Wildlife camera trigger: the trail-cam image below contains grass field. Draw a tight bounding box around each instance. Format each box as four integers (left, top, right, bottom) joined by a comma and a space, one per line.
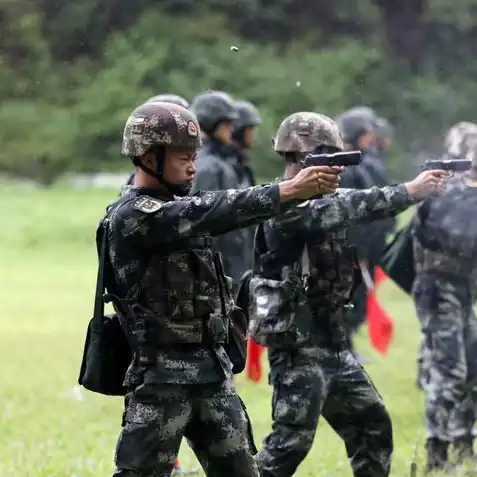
0, 183, 434, 477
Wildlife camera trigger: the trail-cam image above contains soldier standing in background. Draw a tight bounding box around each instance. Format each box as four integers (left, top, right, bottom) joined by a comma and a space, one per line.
230, 100, 262, 274
251, 111, 447, 477
413, 122, 477, 473
336, 108, 396, 357
191, 91, 251, 283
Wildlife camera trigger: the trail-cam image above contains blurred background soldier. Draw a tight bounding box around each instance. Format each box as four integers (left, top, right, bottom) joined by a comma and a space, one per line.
191, 91, 253, 283
336, 107, 396, 358
413, 121, 477, 473
230, 99, 261, 273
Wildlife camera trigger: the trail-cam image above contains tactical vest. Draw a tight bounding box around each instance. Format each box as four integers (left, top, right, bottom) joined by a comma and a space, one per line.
106, 197, 230, 356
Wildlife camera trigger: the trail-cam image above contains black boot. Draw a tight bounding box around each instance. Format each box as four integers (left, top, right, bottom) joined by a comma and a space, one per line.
425, 438, 450, 474
453, 435, 476, 463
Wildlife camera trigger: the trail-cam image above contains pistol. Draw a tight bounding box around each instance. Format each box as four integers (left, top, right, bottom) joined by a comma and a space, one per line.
302, 150, 362, 168
422, 159, 471, 174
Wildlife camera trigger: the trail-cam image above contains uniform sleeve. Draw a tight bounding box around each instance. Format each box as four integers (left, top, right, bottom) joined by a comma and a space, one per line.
114, 185, 286, 248
270, 184, 416, 236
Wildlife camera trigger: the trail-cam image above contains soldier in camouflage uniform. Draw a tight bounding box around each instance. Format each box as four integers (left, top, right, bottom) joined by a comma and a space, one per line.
250, 112, 447, 477
336, 108, 396, 356
412, 121, 477, 473
191, 91, 253, 283
106, 101, 342, 477
123, 94, 190, 189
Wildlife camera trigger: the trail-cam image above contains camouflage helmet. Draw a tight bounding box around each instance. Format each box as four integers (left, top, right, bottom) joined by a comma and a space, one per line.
121, 102, 201, 157
273, 112, 344, 153
444, 121, 477, 162
233, 100, 262, 132
190, 91, 238, 131
335, 110, 376, 143
145, 94, 189, 109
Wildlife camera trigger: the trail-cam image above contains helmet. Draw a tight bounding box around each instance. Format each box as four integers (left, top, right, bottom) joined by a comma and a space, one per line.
376, 116, 394, 140
190, 91, 238, 132
273, 112, 343, 153
233, 100, 262, 132
121, 102, 201, 157
145, 94, 189, 109
335, 110, 376, 143
444, 122, 477, 161
346, 106, 377, 120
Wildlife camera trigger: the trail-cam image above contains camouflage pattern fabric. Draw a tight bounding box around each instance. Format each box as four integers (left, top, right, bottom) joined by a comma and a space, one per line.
412, 275, 477, 442
252, 184, 416, 476
255, 184, 416, 348
106, 183, 291, 387
121, 102, 201, 157
417, 341, 477, 441
255, 348, 393, 477
273, 112, 344, 153
145, 94, 189, 109
412, 176, 477, 443
106, 181, 299, 477
113, 379, 259, 477
191, 137, 255, 282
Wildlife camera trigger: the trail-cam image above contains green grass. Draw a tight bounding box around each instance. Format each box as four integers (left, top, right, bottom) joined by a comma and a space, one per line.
0, 183, 434, 476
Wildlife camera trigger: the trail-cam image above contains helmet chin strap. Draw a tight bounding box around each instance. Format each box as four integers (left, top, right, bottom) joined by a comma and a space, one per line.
134, 147, 191, 197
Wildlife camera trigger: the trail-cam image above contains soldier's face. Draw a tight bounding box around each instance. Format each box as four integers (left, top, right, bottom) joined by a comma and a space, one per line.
163, 148, 197, 185
215, 121, 233, 144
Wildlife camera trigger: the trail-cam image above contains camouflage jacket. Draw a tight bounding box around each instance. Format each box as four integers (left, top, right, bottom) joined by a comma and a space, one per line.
104, 183, 292, 386
413, 175, 477, 295
258, 184, 416, 348
191, 137, 252, 282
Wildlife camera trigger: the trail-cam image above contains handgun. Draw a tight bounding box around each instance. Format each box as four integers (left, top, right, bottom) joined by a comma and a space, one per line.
302, 150, 362, 168
422, 159, 471, 174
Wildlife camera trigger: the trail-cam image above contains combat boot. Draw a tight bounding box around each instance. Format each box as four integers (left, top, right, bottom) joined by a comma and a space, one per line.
425, 438, 451, 474
453, 436, 476, 463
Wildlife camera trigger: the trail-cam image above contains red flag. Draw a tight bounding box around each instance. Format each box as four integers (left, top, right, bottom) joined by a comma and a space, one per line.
366, 266, 394, 354
246, 338, 266, 382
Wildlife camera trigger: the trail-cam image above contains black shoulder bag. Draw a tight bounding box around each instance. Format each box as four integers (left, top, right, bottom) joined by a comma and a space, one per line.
78, 220, 132, 396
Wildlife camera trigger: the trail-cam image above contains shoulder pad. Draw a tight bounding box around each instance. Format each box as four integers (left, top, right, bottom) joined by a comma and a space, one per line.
132, 196, 164, 213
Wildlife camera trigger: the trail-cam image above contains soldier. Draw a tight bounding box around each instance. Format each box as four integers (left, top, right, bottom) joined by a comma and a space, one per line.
250, 112, 447, 477
230, 100, 262, 272
123, 94, 190, 189
412, 121, 477, 473
375, 116, 394, 160
106, 101, 341, 477
336, 108, 396, 356
190, 91, 253, 283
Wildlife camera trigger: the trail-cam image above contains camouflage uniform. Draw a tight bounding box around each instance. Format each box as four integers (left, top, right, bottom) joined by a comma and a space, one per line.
412, 122, 477, 471
336, 109, 396, 347
252, 112, 421, 477
109, 101, 299, 477
191, 91, 251, 282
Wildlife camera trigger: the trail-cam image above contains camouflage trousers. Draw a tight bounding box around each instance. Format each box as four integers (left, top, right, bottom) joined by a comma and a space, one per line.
112, 379, 259, 477
417, 340, 477, 440
413, 277, 477, 442
255, 347, 393, 477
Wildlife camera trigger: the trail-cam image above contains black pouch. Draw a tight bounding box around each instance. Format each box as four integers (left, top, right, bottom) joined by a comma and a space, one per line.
78, 221, 132, 396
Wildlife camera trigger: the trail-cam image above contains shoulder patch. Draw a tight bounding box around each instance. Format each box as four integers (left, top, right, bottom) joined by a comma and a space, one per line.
297, 200, 310, 208
132, 196, 163, 213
